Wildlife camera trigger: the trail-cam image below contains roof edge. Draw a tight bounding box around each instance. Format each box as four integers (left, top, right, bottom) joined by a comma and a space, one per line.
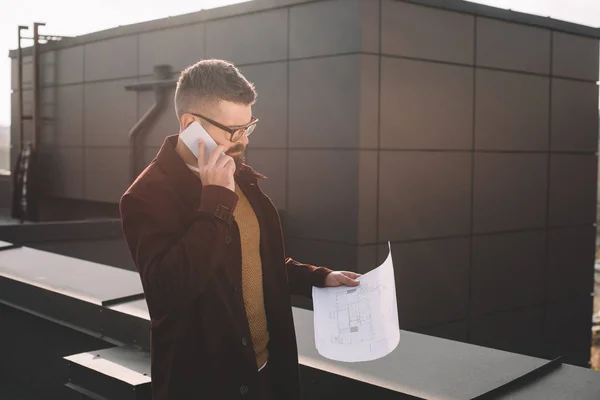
7, 0, 600, 59
406, 0, 600, 38
7, 0, 317, 58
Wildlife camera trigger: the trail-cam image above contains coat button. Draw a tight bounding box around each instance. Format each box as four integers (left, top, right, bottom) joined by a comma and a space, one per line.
225, 236, 232, 244
239, 385, 249, 395
241, 336, 248, 346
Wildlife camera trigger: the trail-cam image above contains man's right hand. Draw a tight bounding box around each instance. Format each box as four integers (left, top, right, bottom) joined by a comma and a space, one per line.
197, 140, 235, 192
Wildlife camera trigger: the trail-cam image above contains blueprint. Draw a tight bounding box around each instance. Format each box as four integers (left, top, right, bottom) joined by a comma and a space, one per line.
312, 242, 400, 362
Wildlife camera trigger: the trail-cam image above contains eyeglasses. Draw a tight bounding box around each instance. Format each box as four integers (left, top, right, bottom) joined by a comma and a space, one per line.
186, 111, 258, 142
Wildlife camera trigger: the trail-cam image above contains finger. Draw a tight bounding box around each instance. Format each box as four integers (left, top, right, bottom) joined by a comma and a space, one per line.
197, 140, 206, 166
342, 271, 361, 279
226, 159, 236, 174
216, 154, 234, 169
339, 274, 360, 287
208, 144, 229, 166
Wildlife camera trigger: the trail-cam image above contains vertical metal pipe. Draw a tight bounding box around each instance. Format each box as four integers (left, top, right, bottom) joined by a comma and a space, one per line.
32, 22, 45, 151
17, 25, 28, 153
128, 65, 172, 182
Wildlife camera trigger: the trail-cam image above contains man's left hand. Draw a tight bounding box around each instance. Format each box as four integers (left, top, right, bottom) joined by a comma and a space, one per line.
324, 271, 361, 287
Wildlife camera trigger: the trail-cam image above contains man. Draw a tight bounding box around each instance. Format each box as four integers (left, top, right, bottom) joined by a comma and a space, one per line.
120, 59, 361, 400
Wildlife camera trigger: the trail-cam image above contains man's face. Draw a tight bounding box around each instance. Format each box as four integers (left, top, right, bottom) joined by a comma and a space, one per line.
181, 100, 254, 171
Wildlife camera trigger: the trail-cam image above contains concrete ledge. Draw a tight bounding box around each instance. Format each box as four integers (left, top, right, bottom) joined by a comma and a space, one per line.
65, 346, 151, 400
0, 242, 144, 345
2, 243, 600, 399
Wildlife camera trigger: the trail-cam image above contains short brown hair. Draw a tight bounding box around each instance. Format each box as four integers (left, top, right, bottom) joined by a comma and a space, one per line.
174, 59, 256, 120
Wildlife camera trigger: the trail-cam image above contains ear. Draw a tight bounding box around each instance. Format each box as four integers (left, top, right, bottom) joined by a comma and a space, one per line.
180, 113, 195, 132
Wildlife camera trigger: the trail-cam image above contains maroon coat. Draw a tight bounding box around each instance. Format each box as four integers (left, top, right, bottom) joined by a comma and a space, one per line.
120, 135, 331, 399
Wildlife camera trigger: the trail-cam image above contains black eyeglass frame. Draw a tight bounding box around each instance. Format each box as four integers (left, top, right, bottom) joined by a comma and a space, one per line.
186, 111, 258, 142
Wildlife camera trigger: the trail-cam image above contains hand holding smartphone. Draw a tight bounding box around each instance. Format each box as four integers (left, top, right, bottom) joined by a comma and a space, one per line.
179, 121, 221, 161
179, 121, 235, 192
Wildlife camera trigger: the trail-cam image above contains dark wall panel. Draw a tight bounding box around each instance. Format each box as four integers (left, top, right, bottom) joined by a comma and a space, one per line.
358, 151, 378, 244
471, 231, 545, 317
290, 0, 379, 58
417, 320, 468, 342
138, 23, 205, 76
289, 55, 377, 149
381, 0, 474, 64
547, 226, 596, 301
389, 237, 470, 329
43, 147, 84, 199
543, 296, 594, 366
549, 154, 598, 227
240, 62, 288, 148
470, 307, 544, 357
475, 70, 549, 151
476, 17, 551, 74
550, 79, 599, 152
56, 46, 84, 85
84, 35, 138, 81
473, 153, 547, 233
84, 148, 130, 203
84, 79, 138, 148
206, 9, 288, 65
552, 32, 600, 81
246, 148, 287, 211
380, 57, 473, 150
287, 150, 359, 242
55, 84, 84, 147
138, 87, 178, 147
379, 152, 472, 241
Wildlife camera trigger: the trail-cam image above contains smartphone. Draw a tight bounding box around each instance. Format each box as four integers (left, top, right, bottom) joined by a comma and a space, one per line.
179, 121, 222, 161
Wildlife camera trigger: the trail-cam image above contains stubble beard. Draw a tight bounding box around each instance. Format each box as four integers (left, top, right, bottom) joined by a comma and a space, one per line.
227, 144, 246, 173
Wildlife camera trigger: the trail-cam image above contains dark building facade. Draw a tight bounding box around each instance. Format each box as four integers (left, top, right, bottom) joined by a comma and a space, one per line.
8, 0, 600, 366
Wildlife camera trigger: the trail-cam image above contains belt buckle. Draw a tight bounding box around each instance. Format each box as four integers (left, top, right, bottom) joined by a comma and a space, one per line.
214, 204, 233, 224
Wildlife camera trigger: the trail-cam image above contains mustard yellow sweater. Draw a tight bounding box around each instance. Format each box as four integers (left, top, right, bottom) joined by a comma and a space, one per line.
233, 183, 269, 369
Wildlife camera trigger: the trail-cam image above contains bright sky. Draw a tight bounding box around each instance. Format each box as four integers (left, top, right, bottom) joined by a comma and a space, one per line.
1, 0, 599, 127
0, 0, 249, 128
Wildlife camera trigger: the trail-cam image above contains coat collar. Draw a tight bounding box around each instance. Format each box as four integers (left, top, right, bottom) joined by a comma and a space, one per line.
237, 163, 268, 181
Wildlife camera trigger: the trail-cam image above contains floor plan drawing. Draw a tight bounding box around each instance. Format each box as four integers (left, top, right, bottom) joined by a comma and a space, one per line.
313, 241, 400, 362
330, 285, 379, 344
